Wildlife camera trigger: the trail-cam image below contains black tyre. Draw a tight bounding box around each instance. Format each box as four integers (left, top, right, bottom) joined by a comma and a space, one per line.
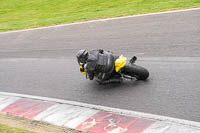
121, 64, 149, 80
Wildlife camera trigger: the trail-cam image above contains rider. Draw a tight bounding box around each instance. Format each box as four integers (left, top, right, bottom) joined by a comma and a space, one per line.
76, 49, 122, 84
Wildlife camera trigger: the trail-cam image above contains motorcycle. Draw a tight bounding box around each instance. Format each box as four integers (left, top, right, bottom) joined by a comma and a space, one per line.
115, 55, 149, 80
79, 54, 149, 82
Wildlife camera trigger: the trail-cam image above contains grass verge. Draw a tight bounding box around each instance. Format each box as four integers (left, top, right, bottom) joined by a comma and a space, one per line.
0, 123, 36, 133
0, 0, 200, 31
0, 113, 82, 133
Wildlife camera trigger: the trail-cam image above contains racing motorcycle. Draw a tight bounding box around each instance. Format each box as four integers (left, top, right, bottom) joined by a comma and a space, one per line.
114, 55, 149, 80
79, 54, 149, 82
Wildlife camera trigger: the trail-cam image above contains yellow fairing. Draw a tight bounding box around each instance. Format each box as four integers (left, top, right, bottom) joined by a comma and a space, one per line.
115, 55, 127, 72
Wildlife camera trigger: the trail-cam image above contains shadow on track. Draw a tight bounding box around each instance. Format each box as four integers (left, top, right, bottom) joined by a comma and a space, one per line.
87, 79, 151, 91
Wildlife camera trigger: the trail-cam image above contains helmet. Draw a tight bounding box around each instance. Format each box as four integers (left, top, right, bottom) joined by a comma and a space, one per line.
76, 49, 88, 64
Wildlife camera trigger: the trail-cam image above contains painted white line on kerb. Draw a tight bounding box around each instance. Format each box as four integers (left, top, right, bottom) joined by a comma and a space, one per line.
0, 95, 20, 111
0, 7, 200, 35
0, 92, 200, 128
34, 104, 98, 128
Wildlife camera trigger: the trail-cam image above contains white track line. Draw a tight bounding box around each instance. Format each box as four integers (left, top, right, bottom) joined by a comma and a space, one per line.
0, 92, 199, 128
0, 57, 200, 62
0, 7, 200, 35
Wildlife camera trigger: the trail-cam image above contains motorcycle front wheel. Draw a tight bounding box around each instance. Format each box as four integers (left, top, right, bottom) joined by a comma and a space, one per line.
121, 64, 149, 80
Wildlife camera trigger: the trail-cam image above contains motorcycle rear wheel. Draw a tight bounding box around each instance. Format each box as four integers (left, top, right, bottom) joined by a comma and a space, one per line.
121, 64, 149, 80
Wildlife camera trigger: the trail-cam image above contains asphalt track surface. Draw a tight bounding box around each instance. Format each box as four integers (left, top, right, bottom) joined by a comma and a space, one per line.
0, 9, 200, 122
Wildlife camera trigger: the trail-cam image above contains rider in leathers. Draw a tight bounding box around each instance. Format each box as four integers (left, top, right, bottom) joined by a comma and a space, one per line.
76, 49, 122, 84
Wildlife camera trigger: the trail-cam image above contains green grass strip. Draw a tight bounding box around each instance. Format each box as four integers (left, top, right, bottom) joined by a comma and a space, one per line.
0, 0, 200, 31
0, 123, 36, 133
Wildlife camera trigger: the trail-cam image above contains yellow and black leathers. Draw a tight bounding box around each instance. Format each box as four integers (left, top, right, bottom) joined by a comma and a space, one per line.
80, 55, 127, 74
78, 49, 117, 81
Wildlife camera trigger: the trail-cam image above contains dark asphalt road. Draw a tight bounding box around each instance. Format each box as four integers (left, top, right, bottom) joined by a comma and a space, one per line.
0, 9, 200, 122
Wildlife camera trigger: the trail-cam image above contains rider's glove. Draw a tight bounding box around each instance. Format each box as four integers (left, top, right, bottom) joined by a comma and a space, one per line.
80, 64, 86, 74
